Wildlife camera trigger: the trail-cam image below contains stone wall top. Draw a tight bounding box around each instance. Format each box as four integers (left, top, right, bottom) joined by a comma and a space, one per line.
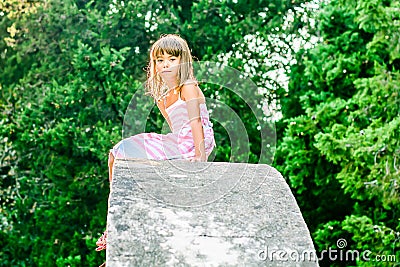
106, 159, 319, 266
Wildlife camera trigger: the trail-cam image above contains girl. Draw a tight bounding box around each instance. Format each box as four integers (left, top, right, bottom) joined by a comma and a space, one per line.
95, 34, 216, 252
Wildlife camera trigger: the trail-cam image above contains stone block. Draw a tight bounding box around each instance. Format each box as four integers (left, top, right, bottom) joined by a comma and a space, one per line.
106, 159, 319, 266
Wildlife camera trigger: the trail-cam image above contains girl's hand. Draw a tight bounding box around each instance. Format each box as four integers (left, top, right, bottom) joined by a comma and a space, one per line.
190, 155, 207, 162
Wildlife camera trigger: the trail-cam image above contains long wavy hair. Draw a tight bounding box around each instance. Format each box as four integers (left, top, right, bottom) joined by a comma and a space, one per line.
146, 34, 194, 101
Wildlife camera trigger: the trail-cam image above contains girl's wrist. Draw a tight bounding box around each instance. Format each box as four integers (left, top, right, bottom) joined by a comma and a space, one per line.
194, 152, 206, 160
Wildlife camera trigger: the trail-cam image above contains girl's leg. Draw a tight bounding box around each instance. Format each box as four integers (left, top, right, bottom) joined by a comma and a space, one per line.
108, 152, 115, 183
96, 152, 115, 254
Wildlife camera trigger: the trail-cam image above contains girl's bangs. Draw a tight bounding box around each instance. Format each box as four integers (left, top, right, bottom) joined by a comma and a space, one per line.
152, 39, 183, 58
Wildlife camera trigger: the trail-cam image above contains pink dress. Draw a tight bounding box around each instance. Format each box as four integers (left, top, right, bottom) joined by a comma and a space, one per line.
110, 96, 215, 160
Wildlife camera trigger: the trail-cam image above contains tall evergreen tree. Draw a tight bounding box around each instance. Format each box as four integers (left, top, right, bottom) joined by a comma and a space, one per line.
276, 0, 399, 265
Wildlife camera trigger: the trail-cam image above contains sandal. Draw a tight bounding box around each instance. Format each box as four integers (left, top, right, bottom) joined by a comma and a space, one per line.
95, 230, 107, 252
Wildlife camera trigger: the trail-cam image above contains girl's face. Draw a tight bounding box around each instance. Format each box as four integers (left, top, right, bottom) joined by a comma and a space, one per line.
155, 52, 181, 83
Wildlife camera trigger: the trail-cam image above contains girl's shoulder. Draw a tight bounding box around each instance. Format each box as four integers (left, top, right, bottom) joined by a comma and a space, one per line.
180, 79, 205, 101
179, 79, 200, 93
181, 79, 198, 87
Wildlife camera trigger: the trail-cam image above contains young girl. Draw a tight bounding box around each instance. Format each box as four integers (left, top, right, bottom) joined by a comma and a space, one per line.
95, 34, 216, 252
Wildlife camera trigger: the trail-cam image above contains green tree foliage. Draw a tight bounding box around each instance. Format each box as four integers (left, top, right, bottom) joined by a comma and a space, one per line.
276, 0, 399, 265
0, 1, 144, 265
1, 0, 316, 266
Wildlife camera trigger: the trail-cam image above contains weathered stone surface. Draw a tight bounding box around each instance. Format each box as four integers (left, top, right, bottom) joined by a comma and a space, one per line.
106, 159, 319, 266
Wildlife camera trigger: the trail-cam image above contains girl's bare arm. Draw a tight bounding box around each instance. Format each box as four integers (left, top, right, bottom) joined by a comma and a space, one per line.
181, 84, 206, 161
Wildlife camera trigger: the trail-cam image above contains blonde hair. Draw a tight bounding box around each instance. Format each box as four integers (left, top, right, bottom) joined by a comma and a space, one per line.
146, 34, 195, 101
